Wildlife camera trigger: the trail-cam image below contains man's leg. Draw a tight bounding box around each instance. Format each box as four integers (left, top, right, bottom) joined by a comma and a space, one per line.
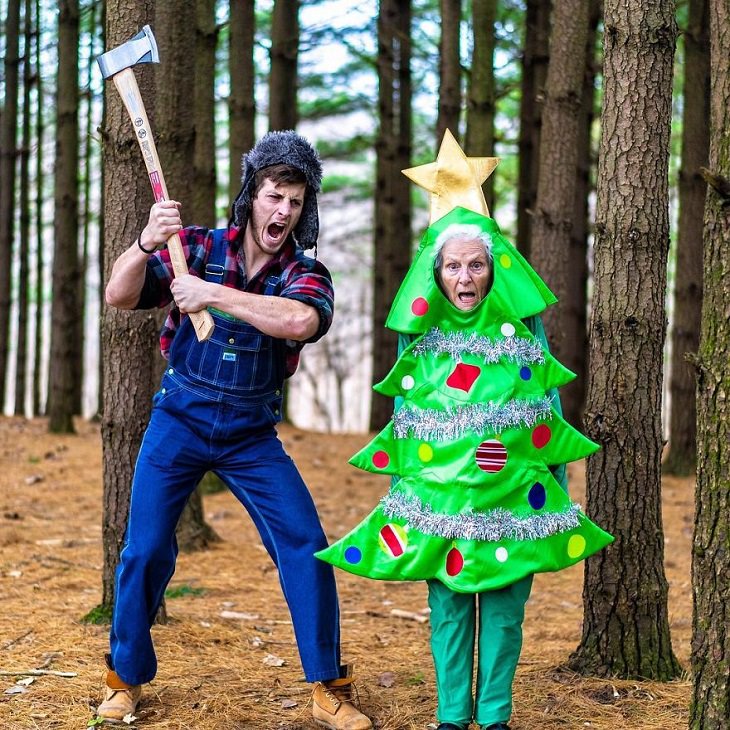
427, 579, 476, 729
108, 403, 207, 687
474, 575, 533, 728
219, 429, 371, 729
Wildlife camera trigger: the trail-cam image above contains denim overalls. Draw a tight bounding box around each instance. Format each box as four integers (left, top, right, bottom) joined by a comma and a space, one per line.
109, 229, 341, 686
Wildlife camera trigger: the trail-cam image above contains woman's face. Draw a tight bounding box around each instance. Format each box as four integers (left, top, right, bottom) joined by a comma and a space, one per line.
437, 237, 492, 311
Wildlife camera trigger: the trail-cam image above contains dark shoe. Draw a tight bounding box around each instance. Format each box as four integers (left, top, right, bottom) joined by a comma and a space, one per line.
437, 724, 468, 730
481, 724, 511, 730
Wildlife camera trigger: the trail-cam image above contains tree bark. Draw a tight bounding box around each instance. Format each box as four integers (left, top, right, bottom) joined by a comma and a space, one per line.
437, 0, 461, 144
269, 0, 299, 131
531, 0, 589, 430
563, 0, 601, 430
370, 0, 412, 431
569, 1, 682, 680
689, 2, 730, 725
516, 0, 551, 257
0, 0, 22, 413
15, 0, 33, 417
48, 0, 81, 434
228, 0, 256, 201
156, 0, 220, 552
465, 0, 496, 212
101, 2, 163, 611
664, 0, 709, 476
192, 0, 218, 228
32, 0, 45, 417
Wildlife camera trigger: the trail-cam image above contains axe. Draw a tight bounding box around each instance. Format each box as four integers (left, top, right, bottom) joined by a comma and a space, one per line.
97, 25, 215, 342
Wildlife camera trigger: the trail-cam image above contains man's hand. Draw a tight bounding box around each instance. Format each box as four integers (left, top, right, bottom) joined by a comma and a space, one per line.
139, 200, 182, 252
170, 274, 213, 313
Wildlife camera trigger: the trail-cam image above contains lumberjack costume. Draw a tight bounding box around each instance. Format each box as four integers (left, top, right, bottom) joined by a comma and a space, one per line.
317, 133, 613, 729
99, 132, 372, 730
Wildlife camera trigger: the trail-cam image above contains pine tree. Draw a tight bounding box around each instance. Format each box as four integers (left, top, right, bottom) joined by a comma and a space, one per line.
318, 133, 612, 592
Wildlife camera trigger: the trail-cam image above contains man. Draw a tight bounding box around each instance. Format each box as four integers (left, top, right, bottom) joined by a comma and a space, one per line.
99, 130, 372, 730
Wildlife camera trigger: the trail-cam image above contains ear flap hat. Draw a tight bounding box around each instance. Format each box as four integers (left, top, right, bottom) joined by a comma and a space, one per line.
231, 130, 323, 250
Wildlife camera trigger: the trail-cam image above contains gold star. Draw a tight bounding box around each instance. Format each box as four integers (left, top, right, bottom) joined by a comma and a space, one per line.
402, 128, 499, 223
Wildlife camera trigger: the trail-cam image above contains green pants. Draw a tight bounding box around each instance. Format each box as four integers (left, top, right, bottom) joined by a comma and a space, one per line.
427, 575, 533, 727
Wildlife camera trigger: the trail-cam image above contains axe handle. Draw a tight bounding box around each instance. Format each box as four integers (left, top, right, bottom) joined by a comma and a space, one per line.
111, 67, 215, 342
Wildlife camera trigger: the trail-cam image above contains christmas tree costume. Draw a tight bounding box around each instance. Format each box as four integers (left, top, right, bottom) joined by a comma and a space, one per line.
316, 131, 613, 728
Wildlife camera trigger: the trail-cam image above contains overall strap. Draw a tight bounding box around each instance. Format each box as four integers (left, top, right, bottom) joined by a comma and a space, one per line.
203, 228, 228, 283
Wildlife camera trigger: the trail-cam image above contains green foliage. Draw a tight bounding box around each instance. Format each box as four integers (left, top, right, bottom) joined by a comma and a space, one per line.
86, 716, 104, 727
321, 174, 372, 200
165, 584, 206, 599
80, 604, 113, 625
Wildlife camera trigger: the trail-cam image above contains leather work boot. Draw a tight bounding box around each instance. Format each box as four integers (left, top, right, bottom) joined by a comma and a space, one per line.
312, 666, 372, 730
97, 655, 141, 721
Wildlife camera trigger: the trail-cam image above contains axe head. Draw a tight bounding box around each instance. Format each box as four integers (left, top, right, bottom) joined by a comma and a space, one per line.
97, 25, 159, 79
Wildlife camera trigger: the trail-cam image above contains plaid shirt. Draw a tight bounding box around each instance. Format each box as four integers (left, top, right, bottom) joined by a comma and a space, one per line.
135, 225, 334, 377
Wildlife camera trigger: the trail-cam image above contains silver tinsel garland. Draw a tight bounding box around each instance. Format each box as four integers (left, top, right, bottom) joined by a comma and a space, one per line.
380, 491, 582, 542
413, 327, 545, 364
393, 397, 553, 440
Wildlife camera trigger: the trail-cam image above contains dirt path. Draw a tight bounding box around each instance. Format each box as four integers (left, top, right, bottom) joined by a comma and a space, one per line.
0, 417, 692, 729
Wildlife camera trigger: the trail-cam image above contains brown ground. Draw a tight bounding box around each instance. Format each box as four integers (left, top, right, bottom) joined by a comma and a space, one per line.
0, 417, 692, 729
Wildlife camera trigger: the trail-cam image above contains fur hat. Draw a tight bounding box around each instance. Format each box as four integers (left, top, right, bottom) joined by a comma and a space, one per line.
231, 130, 323, 250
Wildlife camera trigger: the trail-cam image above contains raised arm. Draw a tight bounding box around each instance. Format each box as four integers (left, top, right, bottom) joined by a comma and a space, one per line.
105, 200, 182, 310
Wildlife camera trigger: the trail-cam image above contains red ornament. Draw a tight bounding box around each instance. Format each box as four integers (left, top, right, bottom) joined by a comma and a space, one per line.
446, 547, 464, 576
531, 424, 552, 449
446, 363, 481, 392
379, 524, 406, 557
372, 450, 390, 469
475, 439, 508, 473
411, 297, 429, 316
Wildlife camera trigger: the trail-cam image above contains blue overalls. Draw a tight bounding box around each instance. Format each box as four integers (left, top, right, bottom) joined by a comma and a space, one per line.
109, 230, 341, 686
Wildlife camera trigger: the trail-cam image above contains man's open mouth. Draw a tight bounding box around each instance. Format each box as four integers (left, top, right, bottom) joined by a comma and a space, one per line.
267, 223, 286, 240
458, 292, 476, 303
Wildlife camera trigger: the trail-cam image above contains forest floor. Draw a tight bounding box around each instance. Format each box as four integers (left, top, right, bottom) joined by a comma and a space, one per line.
0, 417, 693, 730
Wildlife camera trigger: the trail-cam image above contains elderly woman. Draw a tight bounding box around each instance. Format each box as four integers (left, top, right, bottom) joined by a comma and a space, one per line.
423, 222, 558, 730
317, 209, 610, 730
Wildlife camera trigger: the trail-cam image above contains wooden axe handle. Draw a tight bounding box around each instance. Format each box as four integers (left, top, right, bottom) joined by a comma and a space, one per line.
111, 67, 215, 342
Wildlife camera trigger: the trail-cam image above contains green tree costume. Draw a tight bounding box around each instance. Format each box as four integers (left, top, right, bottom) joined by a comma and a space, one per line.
317, 133, 613, 728
316, 207, 613, 591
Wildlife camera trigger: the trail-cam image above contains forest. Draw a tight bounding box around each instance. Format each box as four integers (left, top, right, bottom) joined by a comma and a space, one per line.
0, 0, 728, 729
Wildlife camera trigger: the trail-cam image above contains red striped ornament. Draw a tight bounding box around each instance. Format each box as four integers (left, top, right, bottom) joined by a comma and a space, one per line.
475, 439, 508, 473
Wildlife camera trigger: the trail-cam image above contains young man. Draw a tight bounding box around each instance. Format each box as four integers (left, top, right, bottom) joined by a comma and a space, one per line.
99, 131, 372, 730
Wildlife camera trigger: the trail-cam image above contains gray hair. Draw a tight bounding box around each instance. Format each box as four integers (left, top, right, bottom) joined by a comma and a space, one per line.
433, 224, 493, 272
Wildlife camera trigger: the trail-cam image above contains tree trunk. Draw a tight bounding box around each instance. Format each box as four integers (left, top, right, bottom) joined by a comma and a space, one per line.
193, 0, 218, 228
370, 0, 412, 431
465, 0, 496, 212
437, 0, 461, 144
563, 0, 601, 430
0, 0, 21, 413
689, 3, 730, 726
516, 0, 551, 257
156, 0, 220, 552
48, 0, 81, 434
32, 0, 45, 417
15, 0, 32, 417
269, 0, 299, 131
228, 0, 256, 201
568, 1, 682, 680
530, 0, 589, 430
664, 0, 709, 476
100, 2, 162, 612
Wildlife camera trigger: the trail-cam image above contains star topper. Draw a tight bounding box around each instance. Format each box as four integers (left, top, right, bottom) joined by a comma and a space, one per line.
402, 128, 499, 224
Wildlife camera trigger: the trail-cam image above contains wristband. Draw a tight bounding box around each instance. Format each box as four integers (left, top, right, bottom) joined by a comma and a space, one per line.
137, 233, 156, 255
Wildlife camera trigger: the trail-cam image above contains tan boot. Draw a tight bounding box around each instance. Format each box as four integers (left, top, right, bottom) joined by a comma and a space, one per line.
312, 666, 372, 730
97, 657, 141, 721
